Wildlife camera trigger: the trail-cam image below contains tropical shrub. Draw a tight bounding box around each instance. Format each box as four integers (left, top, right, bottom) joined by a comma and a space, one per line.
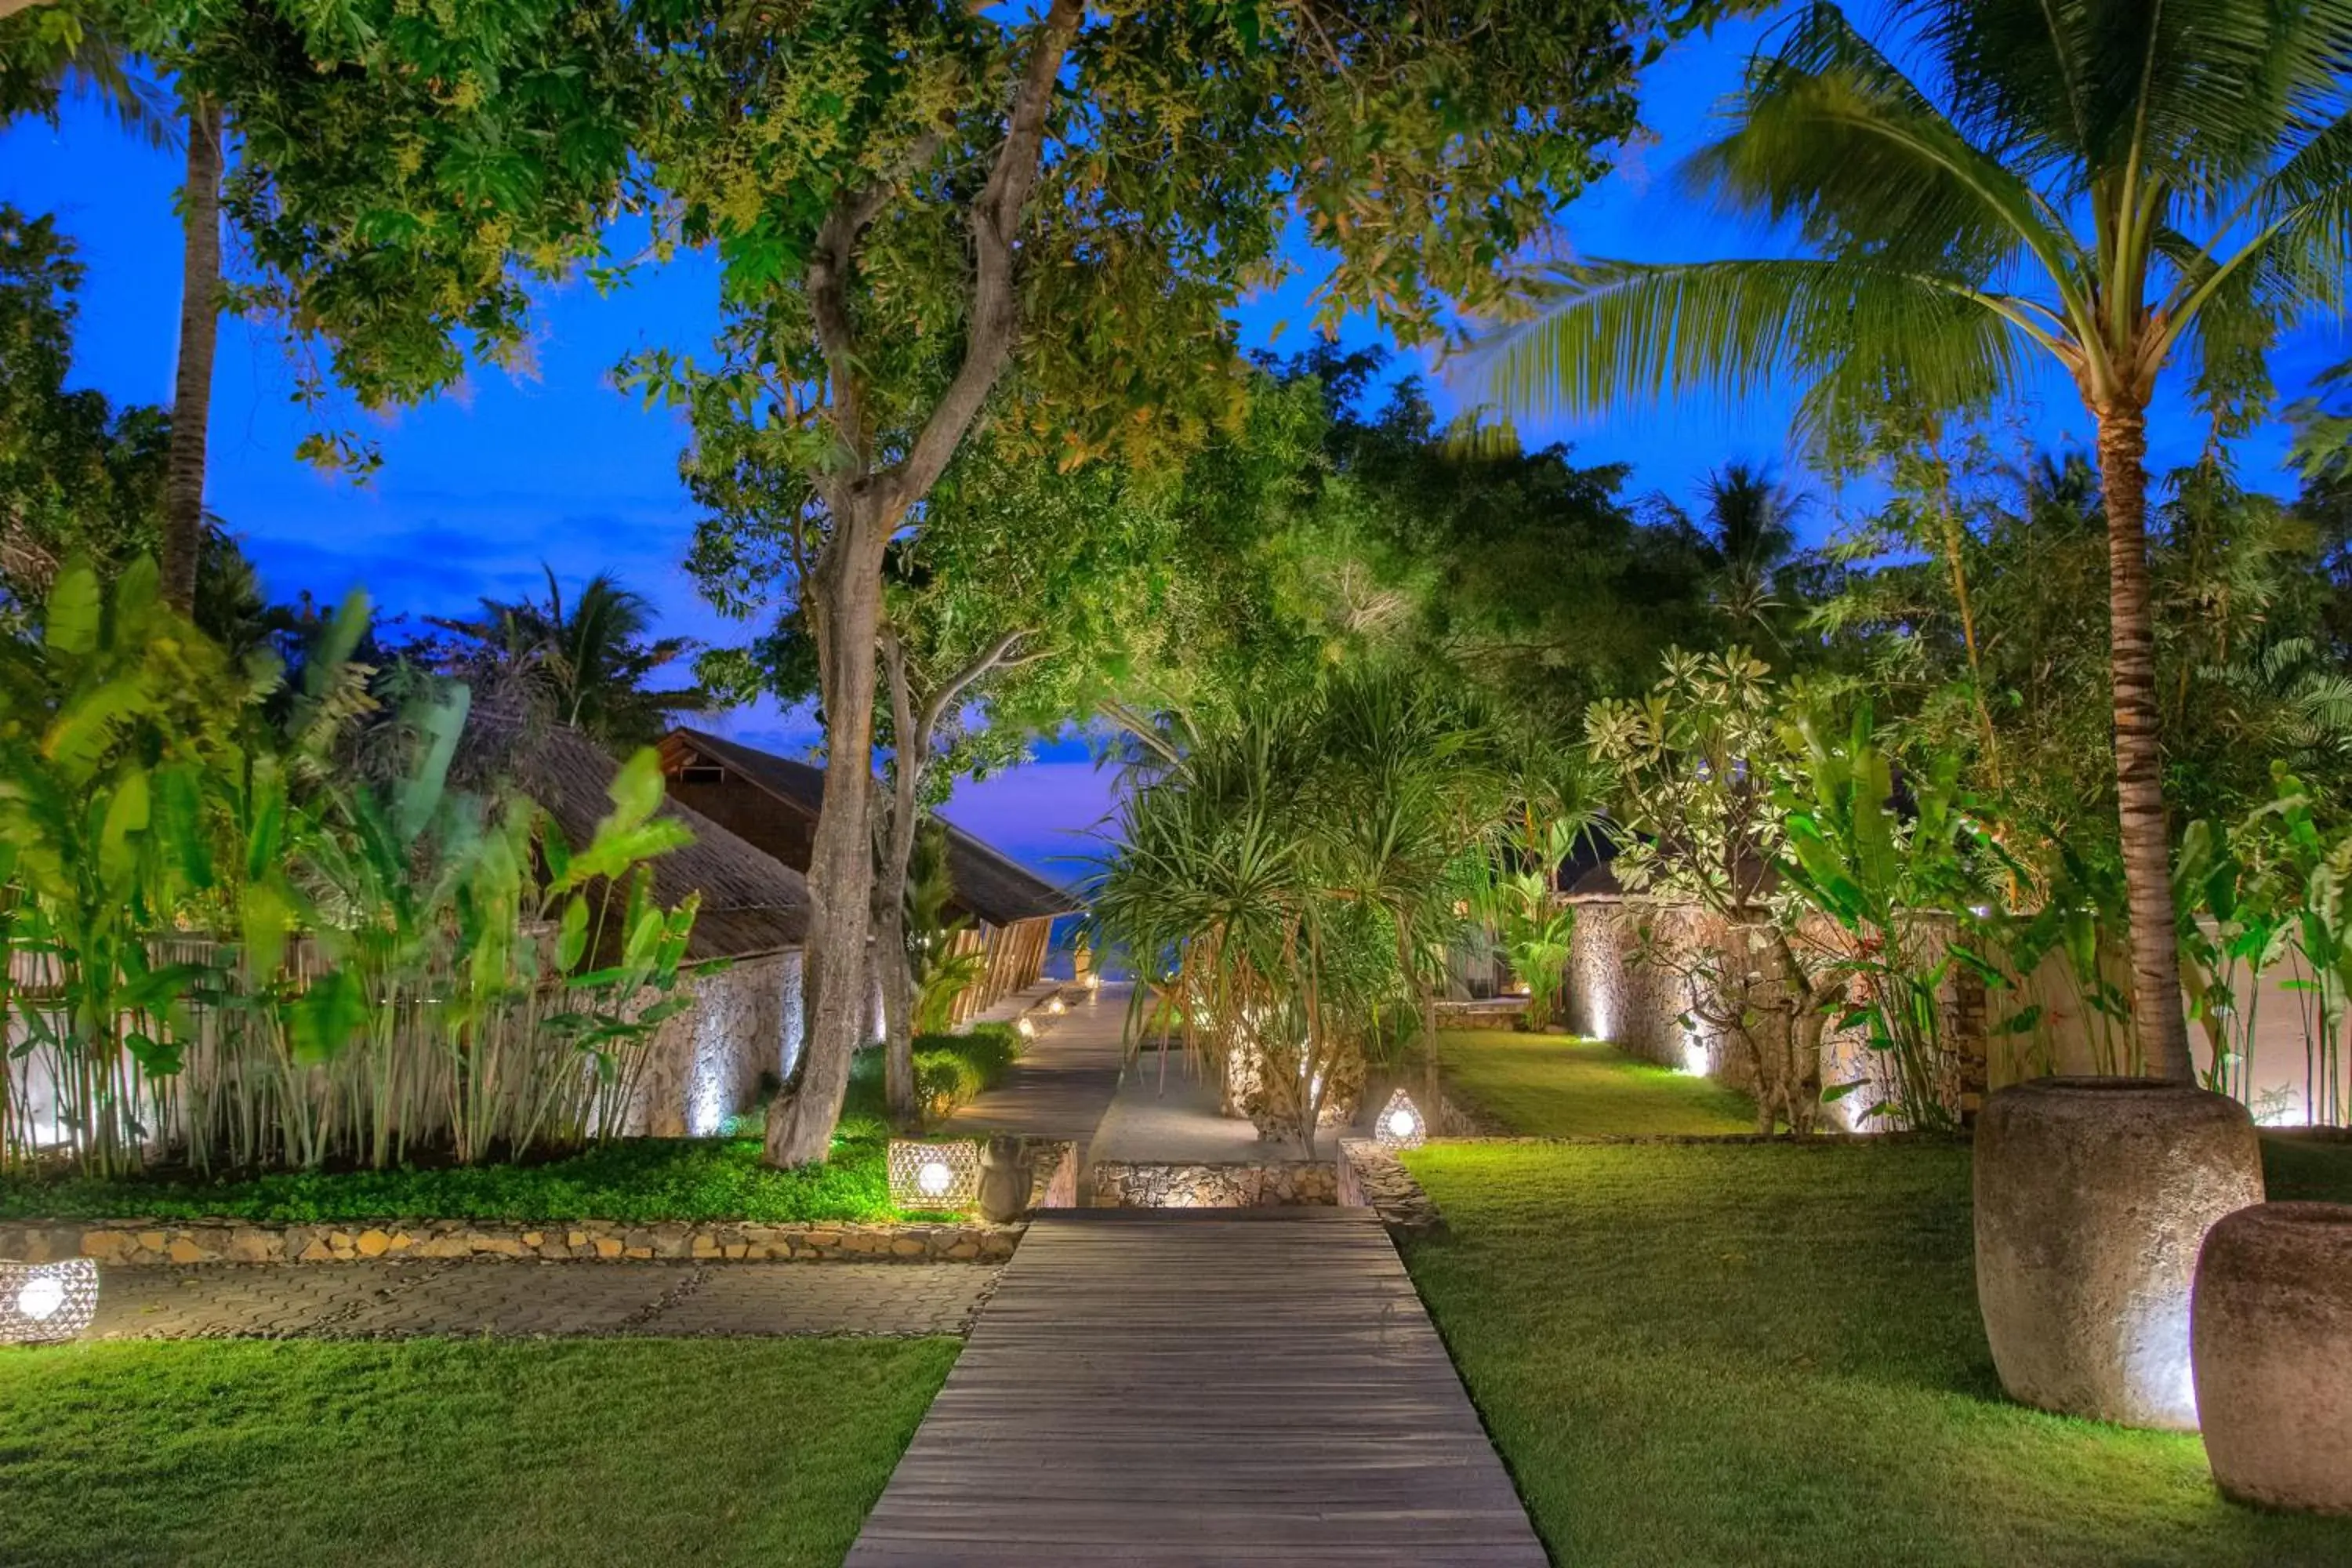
0, 557, 703, 1176
1091, 670, 1502, 1152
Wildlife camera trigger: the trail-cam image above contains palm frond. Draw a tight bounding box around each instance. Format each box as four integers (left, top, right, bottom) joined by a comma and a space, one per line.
1469, 257, 2025, 432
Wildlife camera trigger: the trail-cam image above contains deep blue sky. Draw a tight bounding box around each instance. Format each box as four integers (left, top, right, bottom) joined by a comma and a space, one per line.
5, 7, 2339, 875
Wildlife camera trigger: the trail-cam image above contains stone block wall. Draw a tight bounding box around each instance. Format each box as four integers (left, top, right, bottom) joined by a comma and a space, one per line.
1335, 1139, 1443, 1234
1563, 896, 1987, 1130
628, 949, 804, 1137
1087, 1160, 1338, 1209
0, 1215, 1018, 1267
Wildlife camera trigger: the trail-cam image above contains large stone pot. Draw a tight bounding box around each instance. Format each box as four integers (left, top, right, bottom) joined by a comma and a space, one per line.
2194, 1202, 2352, 1511
1974, 1076, 2262, 1429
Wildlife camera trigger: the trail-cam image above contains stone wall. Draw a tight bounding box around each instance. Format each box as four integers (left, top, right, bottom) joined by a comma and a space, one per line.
1335, 1139, 1443, 1234
1030, 1140, 1080, 1210
0, 1215, 1018, 1267
628, 949, 802, 1137
1087, 1160, 1338, 1208
1563, 896, 1987, 1129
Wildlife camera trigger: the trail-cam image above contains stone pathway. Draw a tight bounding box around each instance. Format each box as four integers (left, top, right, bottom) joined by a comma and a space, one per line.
84, 1261, 999, 1341
846, 1209, 1546, 1566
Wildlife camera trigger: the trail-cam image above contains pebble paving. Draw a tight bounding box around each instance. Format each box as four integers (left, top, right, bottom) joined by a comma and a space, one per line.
85, 1261, 999, 1341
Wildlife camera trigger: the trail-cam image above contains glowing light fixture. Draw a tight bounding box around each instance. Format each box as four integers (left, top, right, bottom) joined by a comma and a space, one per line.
1047, 996, 1066, 1015
1374, 1088, 1426, 1150
887, 1139, 981, 1209
1016, 1016, 1037, 1039
1, 1258, 98, 1343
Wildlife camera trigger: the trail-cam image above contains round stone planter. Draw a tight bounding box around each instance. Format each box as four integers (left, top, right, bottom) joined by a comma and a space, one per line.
2194, 1203, 2352, 1511
1974, 1076, 2262, 1429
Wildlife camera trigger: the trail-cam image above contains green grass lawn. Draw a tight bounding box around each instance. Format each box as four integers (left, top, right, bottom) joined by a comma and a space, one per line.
0, 1336, 955, 1567
1399, 1137, 2352, 1567
0, 1130, 901, 1225
1436, 1029, 1755, 1136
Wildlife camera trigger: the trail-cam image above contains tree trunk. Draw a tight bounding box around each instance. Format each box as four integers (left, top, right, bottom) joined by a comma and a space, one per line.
163, 97, 223, 615
764, 510, 891, 1166
2095, 402, 2194, 1083
877, 640, 926, 1127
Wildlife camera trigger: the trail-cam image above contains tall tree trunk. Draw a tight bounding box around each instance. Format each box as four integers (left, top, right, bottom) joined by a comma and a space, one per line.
164, 97, 223, 615
877, 637, 925, 1127
764, 511, 891, 1166
2095, 401, 2194, 1083
760, 0, 1077, 1170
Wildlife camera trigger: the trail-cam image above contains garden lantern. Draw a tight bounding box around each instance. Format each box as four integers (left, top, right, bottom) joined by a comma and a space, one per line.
1374, 1088, 1426, 1150
1, 1258, 99, 1344
888, 1139, 982, 1209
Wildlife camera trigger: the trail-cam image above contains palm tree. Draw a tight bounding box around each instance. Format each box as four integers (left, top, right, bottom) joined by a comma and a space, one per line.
2, 5, 216, 613
1698, 460, 1804, 641
1473, 1, 2352, 1083
432, 567, 710, 750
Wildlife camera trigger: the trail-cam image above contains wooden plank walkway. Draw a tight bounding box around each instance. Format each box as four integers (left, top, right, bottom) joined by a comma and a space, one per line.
945, 985, 1131, 1144
845, 1208, 1546, 1566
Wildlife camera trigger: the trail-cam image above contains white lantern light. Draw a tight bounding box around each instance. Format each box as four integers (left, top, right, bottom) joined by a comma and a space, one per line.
887, 1139, 982, 1209
0, 1258, 99, 1343
1374, 1088, 1427, 1151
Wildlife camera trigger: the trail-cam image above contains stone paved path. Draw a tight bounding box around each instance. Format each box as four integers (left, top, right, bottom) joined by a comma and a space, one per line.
846, 1209, 1546, 1566
85, 1261, 998, 1341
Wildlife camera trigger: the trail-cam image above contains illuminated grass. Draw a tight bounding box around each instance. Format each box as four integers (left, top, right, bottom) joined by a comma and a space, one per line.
1436, 1029, 1755, 1137
0, 1132, 898, 1225
1401, 1138, 2352, 1566
0, 1336, 955, 1568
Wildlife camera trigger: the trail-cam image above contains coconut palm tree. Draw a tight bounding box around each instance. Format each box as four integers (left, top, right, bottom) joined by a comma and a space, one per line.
1472, 1, 2352, 1083
431, 567, 710, 750
1698, 460, 1806, 643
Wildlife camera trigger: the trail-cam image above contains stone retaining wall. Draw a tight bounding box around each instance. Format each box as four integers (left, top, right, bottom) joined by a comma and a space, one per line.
1335, 1139, 1444, 1234
1087, 1160, 1338, 1209
0, 1216, 1020, 1268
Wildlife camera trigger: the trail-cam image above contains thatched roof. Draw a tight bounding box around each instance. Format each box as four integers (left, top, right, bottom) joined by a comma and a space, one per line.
662, 727, 1082, 926
502, 723, 810, 961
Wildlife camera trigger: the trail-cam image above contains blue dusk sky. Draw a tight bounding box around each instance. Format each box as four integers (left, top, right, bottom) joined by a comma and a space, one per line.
4, 8, 2340, 877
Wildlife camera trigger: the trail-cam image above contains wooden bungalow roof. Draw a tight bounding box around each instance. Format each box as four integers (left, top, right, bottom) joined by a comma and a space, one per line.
661, 727, 1083, 926
503, 723, 811, 962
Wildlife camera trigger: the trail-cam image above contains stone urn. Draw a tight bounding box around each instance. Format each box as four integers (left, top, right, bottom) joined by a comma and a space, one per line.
2194, 1203, 2352, 1511
1974, 1076, 2262, 1429
975, 1137, 1036, 1224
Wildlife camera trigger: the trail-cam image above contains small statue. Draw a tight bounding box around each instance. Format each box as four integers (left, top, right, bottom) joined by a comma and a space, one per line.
976, 1135, 1036, 1223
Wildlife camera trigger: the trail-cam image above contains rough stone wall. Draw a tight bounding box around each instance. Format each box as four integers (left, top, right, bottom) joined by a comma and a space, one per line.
1563, 897, 1987, 1129
1087, 1160, 1338, 1208
0, 1216, 1020, 1266
626, 949, 804, 1137
1335, 1139, 1443, 1234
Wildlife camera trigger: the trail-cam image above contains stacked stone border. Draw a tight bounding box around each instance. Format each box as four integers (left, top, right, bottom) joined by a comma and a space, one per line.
1337, 1139, 1443, 1235
0, 1217, 1023, 1267
1087, 1160, 1338, 1209
2, 1138, 1080, 1269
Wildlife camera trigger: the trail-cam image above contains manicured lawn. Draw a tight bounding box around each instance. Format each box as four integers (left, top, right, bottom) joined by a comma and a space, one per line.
0, 1337, 955, 1568
1401, 1137, 2352, 1568
1436, 1029, 1755, 1136
0, 1129, 900, 1225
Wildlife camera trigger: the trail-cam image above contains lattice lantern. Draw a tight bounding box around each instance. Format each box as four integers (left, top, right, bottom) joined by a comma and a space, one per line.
1, 1258, 99, 1343
888, 1139, 982, 1210
1374, 1088, 1428, 1150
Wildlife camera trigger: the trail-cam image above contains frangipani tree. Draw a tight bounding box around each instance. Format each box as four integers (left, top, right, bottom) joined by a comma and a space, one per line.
640, 0, 1673, 1166
1474, 0, 2352, 1083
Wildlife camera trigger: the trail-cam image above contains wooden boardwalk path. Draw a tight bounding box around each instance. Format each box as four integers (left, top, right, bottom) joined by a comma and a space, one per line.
845, 1208, 1546, 1566
945, 985, 1131, 1145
